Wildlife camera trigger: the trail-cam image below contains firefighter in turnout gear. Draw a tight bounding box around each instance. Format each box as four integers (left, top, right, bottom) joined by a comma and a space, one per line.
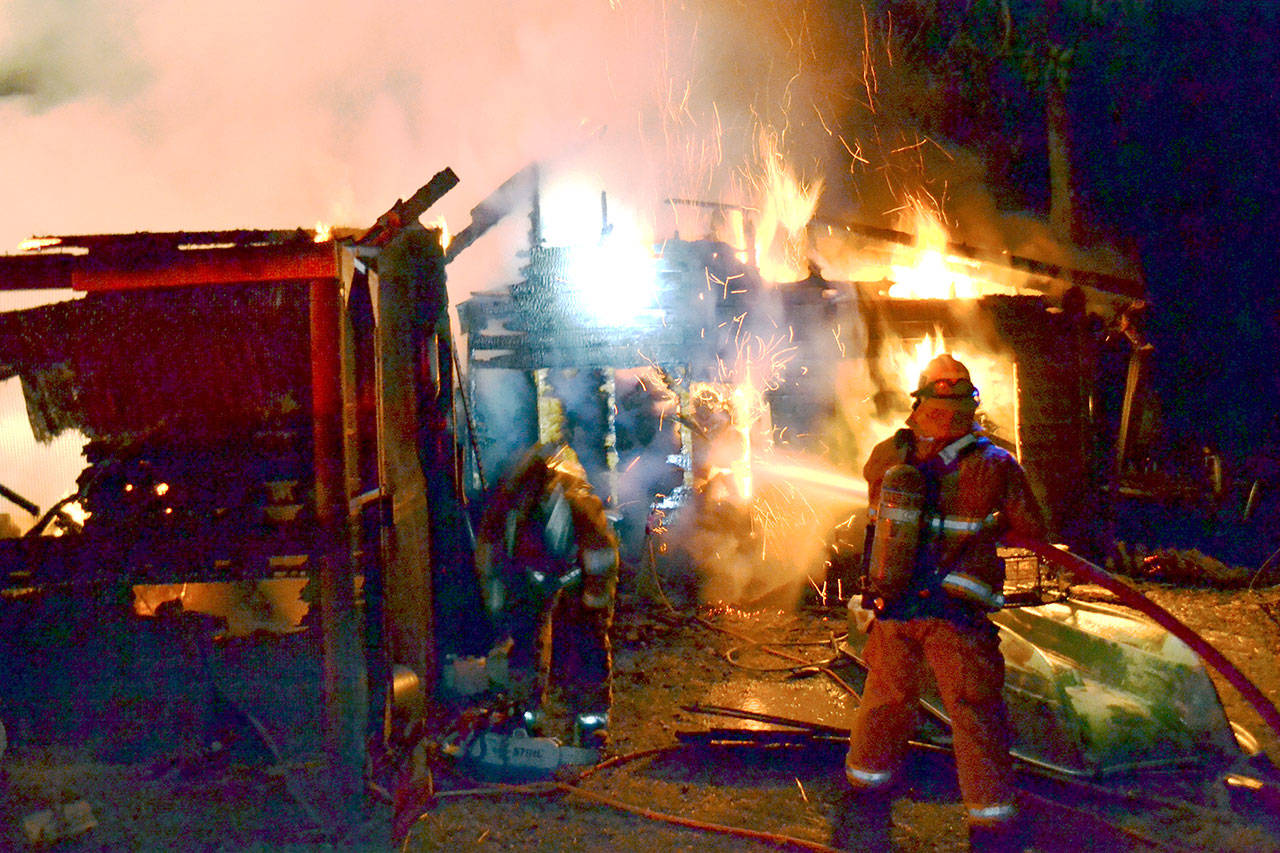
842, 355, 1046, 852
474, 444, 619, 746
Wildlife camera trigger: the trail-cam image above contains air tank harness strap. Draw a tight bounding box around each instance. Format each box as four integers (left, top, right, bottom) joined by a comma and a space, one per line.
924, 513, 995, 537
868, 507, 994, 535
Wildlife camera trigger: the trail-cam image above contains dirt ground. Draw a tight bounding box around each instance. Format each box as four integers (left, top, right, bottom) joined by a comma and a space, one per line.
2, 578, 1280, 852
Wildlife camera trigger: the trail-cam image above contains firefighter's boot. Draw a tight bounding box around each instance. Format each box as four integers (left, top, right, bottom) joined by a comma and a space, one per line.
572, 710, 609, 749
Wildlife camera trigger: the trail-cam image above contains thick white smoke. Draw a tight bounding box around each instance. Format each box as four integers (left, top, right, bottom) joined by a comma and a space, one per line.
1, 1, 1133, 283
0, 1, 669, 254
0, 0, 845, 528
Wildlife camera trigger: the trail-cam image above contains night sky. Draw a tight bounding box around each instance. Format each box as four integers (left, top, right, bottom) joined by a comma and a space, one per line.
1074, 4, 1280, 462
938, 2, 1279, 462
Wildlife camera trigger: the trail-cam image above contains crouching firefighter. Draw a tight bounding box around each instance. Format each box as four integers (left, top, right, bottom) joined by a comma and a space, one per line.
843, 355, 1046, 852
474, 444, 619, 747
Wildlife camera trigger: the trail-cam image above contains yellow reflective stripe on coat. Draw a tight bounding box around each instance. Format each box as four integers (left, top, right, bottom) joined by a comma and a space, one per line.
967, 802, 1017, 825
879, 505, 922, 524
582, 546, 617, 576
937, 433, 977, 464
925, 514, 991, 535
941, 571, 1004, 609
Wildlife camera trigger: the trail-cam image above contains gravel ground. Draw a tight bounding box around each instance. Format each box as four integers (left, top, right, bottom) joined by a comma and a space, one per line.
2, 581, 1279, 852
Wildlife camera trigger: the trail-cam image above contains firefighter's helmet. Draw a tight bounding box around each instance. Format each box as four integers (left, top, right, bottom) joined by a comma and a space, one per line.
911, 354, 978, 402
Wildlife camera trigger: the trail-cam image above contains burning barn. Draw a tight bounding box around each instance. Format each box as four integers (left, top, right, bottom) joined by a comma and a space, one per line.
0, 169, 1151, 726
0, 164, 1158, 657
449, 180, 1280, 813
457, 188, 1152, 607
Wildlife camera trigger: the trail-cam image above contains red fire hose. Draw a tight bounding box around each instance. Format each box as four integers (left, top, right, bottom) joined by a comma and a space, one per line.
1004, 534, 1280, 744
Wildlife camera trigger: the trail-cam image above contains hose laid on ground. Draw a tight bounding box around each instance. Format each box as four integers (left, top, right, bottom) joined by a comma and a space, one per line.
553, 781, 844, 853
694, 615, 860, 697
400, 596, 1248, 853
397, 743, 845, 853
1005, 534, 1280, 744
723, 636, 847, 674
691, 598, 1265, 851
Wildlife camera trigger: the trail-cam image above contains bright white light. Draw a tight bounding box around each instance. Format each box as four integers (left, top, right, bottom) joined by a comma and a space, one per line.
541, 177, 606, 246
541, 179, 660, 327
17, 237, 62, 252
566, 238, 658, 327
0, 290, 84, 311
0, 377, 87, 530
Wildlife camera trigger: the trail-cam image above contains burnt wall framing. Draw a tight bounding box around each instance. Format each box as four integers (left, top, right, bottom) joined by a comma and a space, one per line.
863, 294, 1113, 552
0, 231, 372, 817
460, 235, 1137, 555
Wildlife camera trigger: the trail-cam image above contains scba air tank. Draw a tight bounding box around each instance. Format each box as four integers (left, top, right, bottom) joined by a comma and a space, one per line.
867, 464, 925, 606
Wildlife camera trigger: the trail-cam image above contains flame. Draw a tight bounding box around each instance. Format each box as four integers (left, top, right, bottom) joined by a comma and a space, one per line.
714, 208, 751, 264
686, 329, 798, 503
17, 236, 62, 252
61, 502, 89, 525
895, 327, 948, 393
689, 380, 766, 502
729, 379, 759, 498
751, 129, 822, 283
312, 221, 333, 243
428, 215, 452, 250
876, 328, 1022, 453
887, 199, 977, 299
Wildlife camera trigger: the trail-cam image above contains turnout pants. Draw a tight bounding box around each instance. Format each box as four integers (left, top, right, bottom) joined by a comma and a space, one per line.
845, 616, 1017, 826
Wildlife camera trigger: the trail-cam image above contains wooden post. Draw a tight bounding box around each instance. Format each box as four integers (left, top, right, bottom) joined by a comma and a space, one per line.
310, 274, 366, 820
374, 233, 435, 690
404, 227, 486, 660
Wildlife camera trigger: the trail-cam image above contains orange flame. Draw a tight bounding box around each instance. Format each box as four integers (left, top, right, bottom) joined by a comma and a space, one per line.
887, 199, 978, 299
896, 328, 948, 392
751, 129, 822, 283
17, 236, 62, 252
428, 215, 452, 250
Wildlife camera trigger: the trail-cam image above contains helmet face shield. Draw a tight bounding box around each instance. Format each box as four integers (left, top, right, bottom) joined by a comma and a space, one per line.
911, 354, 979, 403
905, 354, 979, 441
913, 376, 979, 401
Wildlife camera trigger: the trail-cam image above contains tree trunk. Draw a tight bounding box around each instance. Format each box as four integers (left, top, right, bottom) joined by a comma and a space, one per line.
1047, 82, 1077, 243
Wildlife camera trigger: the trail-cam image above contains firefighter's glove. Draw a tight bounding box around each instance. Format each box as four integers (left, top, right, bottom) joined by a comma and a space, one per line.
540, 483, 576, 560
581, 546, 618, 611
892, 428, 915, 458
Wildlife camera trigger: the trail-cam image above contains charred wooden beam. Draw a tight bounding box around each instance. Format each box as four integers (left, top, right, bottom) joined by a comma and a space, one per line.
355, 168, 460, 248
23, 229, 320, 252
444, 162, 540, 264
0, 252, 75, 291
309, 275, 365, 821
0, 482, 39, 517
